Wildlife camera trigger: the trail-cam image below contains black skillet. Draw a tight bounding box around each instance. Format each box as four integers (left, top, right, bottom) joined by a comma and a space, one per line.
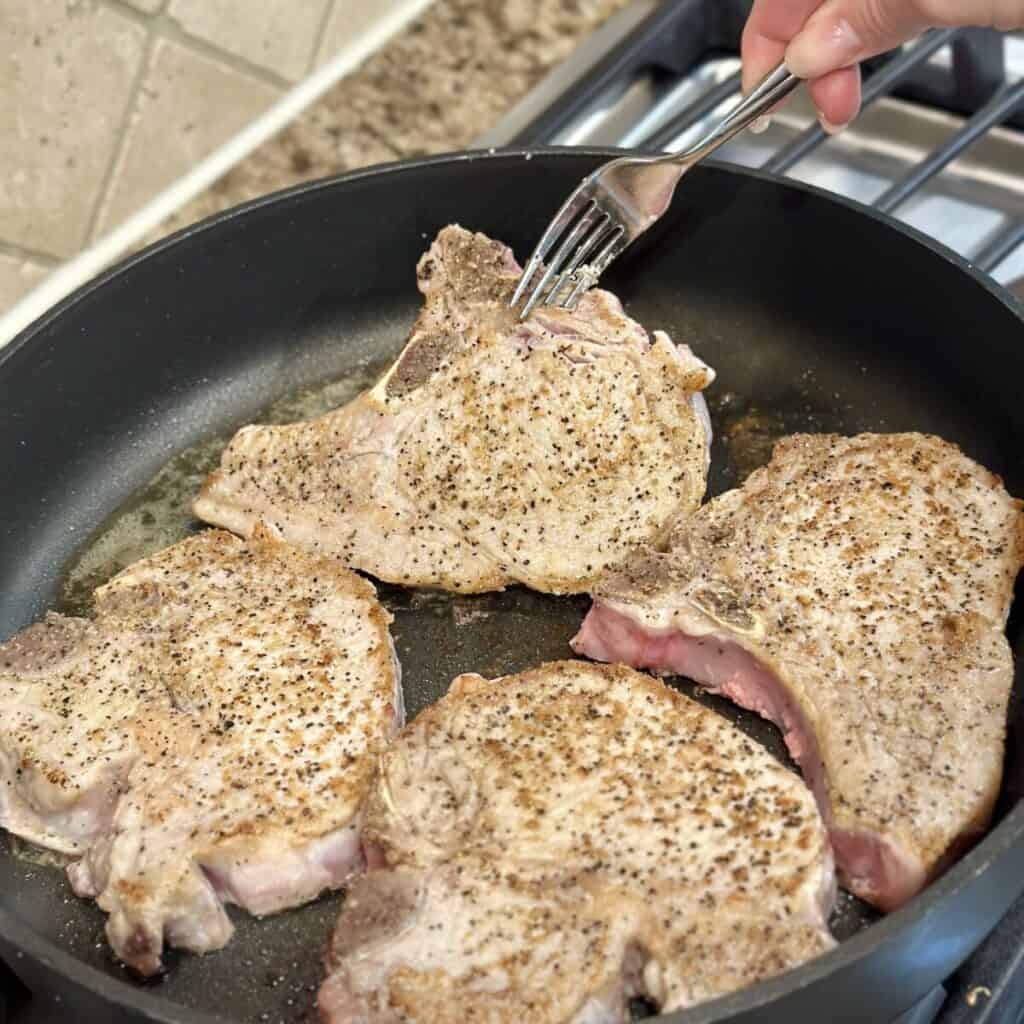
1, 150, 1022, 1024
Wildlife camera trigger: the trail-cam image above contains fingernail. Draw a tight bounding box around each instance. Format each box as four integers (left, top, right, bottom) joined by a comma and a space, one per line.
750, 115, 772, 135
786, 17, 863, 78
817, 113, 849, 135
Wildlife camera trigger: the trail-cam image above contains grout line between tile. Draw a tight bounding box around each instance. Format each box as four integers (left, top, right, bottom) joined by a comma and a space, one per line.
84, 23, 157, 245
0, 241, 60, 269
98, 0, 294, 91
310, 0, 338, 75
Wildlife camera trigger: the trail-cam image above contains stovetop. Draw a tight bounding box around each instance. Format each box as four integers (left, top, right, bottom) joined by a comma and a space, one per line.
480, 0, 1024, 289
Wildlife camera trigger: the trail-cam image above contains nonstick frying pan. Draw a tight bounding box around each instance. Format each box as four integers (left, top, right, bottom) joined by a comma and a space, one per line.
0, 150, 1022, 1024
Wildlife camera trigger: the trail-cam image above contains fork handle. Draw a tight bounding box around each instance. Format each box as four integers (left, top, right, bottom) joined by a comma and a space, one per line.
674, 63, 800, 165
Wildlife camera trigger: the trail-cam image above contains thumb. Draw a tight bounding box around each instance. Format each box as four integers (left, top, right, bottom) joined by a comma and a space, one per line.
785, 0, 1009, 80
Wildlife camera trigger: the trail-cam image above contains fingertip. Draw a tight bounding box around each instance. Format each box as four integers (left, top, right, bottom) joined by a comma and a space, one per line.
808, 66, 862, 130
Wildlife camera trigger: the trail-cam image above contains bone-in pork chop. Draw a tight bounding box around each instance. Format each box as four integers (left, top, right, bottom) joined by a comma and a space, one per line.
0, 526, 401, 975
318, 661, 835, 1023
573, 433, 1024, 911
194, 226, 714, 594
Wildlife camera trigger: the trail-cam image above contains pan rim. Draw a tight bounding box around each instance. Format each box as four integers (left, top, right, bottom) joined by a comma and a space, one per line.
4, 145, 1022, 370
1, 147, 1022, 1023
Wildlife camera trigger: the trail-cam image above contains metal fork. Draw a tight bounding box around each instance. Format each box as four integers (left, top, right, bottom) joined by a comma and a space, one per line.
510, 64, 801, 319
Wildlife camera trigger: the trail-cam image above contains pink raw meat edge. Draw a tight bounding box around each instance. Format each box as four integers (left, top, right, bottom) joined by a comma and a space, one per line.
572, 599, 926, 911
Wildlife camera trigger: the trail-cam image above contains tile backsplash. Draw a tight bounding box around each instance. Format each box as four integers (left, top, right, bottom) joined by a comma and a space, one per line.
93, 36, 281, 236
0, 0, 408, 309
166, 0, 333, 81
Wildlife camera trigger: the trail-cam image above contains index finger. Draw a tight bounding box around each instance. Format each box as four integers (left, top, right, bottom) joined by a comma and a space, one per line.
741, 0, 826, 92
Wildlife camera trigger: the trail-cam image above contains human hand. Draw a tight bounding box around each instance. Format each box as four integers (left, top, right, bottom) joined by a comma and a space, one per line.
742, 1, 1024, 132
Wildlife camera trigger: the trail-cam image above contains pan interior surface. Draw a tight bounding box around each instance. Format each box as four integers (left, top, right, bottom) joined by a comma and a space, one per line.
0, 152, 1022, 1024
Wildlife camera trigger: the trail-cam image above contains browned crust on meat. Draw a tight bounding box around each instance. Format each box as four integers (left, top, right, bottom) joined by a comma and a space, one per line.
327, 660, 834, 1022
593, 431, 1022, 904
193, 226, 714, 596
2, 525, 400, 972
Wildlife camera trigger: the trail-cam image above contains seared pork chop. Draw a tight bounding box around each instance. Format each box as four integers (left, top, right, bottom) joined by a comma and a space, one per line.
574, 433, 1024, 911
194, 226, 714, 594
318, 661, 835, 1023
0, 527, 401, 975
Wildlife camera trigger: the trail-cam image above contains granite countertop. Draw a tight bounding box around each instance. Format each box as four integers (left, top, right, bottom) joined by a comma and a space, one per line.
151, 0, 634, 243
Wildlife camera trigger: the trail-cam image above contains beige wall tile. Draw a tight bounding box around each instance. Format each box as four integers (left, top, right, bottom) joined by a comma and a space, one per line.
95, 39, 280, 237
317, 0, 409, 65
0, 253, 52, 313
168, 0, 331, 81
0, 1, 146, 259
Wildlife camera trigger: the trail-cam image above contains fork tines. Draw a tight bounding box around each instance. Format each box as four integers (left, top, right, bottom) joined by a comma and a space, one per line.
510, 195, 625, 319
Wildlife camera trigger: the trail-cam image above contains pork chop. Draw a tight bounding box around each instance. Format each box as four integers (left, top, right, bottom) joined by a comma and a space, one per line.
194, 226, 714, 594
0, 526, 402, 975
573, 433, 1024, 911
318, 661, 835, 1023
